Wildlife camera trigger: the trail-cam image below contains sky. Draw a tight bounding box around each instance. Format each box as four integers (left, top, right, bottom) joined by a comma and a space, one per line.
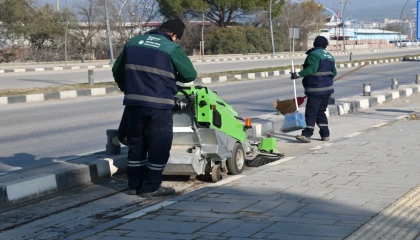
313, 0, 417, 21
38, 0, 419, 22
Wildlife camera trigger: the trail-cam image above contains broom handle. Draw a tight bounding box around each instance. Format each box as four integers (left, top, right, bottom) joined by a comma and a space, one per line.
333, 62, 369, 82
291, 59, 299, 110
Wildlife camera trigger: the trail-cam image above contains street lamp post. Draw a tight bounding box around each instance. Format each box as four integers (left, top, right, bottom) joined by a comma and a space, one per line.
399, 0, 411, 48
104, 0, 115, 64
269, 0, 275, 57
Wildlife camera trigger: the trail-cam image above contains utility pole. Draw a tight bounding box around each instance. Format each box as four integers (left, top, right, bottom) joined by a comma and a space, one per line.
399, 0, 411, 48
269, 0, 275, 57
104, 0, 115, 64
56, 0, 60, 11
201, 12, 205, 60
335, 0, 350, 51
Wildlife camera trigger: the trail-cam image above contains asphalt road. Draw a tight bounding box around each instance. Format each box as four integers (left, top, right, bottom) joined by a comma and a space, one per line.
0, 61, 419, 174
1, 48, 420, 90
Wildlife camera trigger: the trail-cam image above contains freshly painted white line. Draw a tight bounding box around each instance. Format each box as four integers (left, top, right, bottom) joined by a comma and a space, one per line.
310, 143, 333, 150
344, 132, 364, 138
372, 122, 389, 128
395, 115, 408, 120
267, 157, 296, 166
211, 174, 246, 187
122, 201, 178, 219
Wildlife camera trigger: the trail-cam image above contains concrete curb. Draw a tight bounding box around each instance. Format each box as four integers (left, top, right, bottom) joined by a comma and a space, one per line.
0, 149, 128, 207
0, 87, 119, 105
192, 51, 349, 63
1, 56, 417, 105
1, 83, 419, 207
0, 64, 112, 74
248, 83, 420, 139
0, 51, 353, 74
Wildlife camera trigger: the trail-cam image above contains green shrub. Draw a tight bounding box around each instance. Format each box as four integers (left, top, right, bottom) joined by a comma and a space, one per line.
203, 25, 288, 55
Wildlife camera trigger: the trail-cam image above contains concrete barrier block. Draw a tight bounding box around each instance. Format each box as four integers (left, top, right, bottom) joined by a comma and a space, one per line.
359, 99, 370, 109
233, 74, 242, 80
218, 76, 227, 82
26, 94, 45, 102
338, 103, 351, 115
200, 77, 211, 84
377, 95, 386, 104
5, 174, 57, 202
247, 73, 256, 79
60, 90, 77, 99
53, 67, 64, 71
91, 88, 106, 96
404, 88, 413, 96
0, 97, 7, 105
391, 91, 400, 99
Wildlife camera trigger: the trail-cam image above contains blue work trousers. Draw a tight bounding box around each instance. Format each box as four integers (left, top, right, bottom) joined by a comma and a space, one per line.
125, 106, 173, 193
302, 95, 330, 138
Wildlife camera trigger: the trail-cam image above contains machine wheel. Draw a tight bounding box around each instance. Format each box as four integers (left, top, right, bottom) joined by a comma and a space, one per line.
227, 143, 245, 175
211, 165, 223, 182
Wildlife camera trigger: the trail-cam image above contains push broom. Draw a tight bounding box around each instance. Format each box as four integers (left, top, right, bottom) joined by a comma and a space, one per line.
273, 62, 370, 115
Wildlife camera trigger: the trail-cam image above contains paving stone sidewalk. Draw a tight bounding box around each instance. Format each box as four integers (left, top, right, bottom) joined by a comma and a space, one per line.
77, 115, 420, 240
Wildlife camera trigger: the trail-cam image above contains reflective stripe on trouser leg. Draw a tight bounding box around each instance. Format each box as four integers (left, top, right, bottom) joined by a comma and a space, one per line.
302, 95, 322, 137
316, 95, 330, 138
142, 108, 173, 193
126, 106, 148, 191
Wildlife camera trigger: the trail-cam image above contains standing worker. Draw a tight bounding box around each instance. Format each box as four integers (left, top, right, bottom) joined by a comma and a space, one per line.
290, 36, 337, 143
112, 18, 197, 197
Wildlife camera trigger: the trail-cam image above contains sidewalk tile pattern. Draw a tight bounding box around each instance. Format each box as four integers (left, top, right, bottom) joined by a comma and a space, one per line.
89, 119, 420, 240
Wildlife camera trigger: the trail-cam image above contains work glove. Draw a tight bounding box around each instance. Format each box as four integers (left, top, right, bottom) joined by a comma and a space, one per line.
290, 72, 300, 80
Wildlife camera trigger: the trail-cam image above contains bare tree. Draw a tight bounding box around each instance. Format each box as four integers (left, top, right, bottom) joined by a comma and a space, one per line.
70, 0, 102, 61
110, 0, 160, 50
272, 0, 325, 51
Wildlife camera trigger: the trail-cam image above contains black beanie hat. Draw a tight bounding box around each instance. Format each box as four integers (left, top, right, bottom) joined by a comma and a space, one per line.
313, 36, 329, 48
160, 18, 186, 39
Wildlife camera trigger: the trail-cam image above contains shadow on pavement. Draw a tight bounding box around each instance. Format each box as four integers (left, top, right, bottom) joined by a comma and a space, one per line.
0, 153, 78, 174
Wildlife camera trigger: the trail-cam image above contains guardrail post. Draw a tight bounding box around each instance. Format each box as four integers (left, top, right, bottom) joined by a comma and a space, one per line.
106, 129, 120, 155
391, 78, 398, 90
88, 69, 94, 85
350, 52, 353, 62
363, 83, 371, 96
416, 74, 420, 84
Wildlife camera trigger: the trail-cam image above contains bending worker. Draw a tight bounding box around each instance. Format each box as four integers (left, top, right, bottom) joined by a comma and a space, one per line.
112, 18, 197, 198
290, 36, 337, 143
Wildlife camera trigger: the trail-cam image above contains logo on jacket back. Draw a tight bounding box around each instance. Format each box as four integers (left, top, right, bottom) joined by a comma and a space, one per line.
323, 50, 333, 59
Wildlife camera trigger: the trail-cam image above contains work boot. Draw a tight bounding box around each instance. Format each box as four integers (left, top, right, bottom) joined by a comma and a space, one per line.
322, 137, 330, 141
296, 135, 311, 143
140, 186, 175, 198
128, 189, 138, 195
